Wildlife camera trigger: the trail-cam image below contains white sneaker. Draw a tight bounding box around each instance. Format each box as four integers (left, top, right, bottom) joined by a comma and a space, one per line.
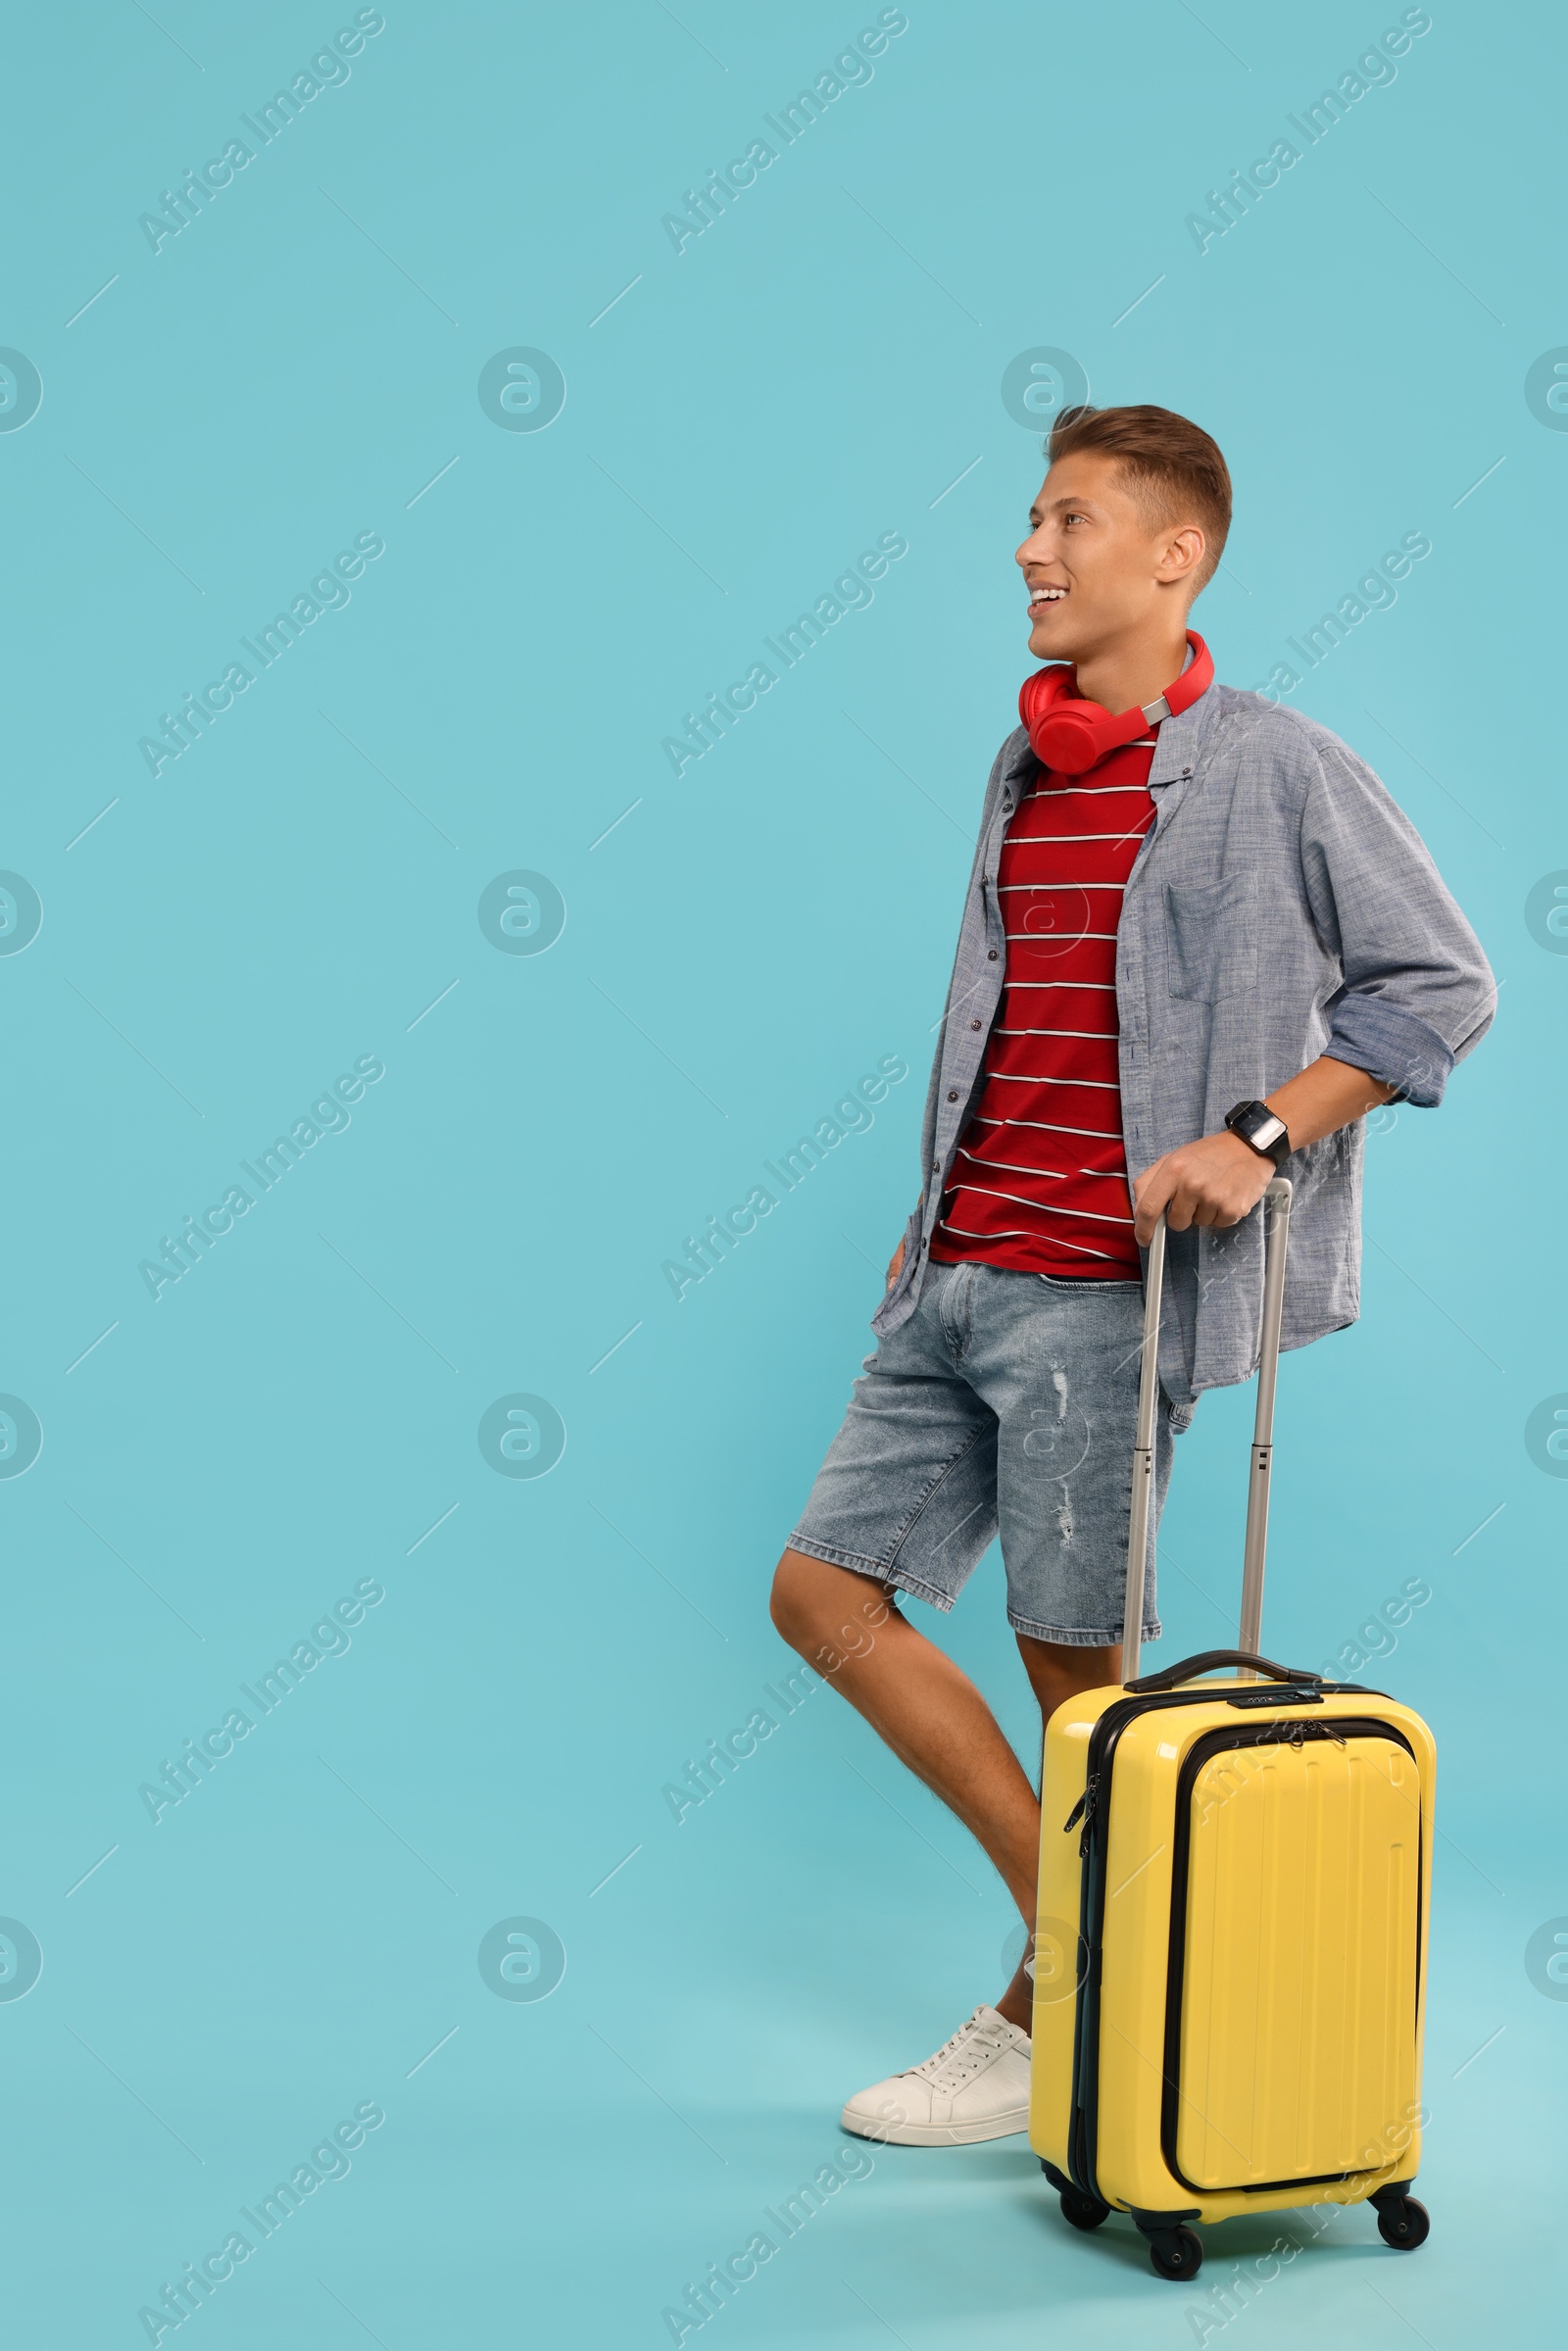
840, 2004, 1031, 2146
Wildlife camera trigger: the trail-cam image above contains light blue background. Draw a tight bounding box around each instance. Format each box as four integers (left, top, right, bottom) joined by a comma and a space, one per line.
0, 2, 1561, 2343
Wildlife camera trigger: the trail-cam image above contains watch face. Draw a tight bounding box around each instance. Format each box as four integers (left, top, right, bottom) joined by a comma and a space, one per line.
1228, 1102, 1286, 1158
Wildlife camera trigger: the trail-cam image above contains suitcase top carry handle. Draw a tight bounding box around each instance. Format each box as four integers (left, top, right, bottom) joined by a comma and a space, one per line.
1125, 1647, 1322, 1695
1121, 1177, 1293, 1688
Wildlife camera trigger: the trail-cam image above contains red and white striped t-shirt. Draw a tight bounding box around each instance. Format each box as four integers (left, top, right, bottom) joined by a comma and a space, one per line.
930, 730, 1159, 1279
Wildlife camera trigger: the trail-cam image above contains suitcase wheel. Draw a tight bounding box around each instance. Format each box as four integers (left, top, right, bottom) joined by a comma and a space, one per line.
1058, 2185, 1109, 2232
1374, 2193, 1430, 2251
1146, 2226, 1203, 2281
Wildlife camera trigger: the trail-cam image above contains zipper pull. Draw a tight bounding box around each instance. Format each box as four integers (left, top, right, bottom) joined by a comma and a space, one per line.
1063, 1774, 1098, 1836
1065, 1775, 1101, 1858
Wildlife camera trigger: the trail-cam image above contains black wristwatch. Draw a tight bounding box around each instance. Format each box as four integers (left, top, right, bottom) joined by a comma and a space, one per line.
1224, 1099, 1291, 1168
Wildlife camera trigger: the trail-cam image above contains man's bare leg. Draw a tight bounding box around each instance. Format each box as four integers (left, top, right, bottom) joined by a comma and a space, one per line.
769, 1549, 1119, 2030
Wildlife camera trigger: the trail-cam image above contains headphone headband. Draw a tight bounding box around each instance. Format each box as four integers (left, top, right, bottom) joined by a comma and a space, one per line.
1019, 632, 1213, 773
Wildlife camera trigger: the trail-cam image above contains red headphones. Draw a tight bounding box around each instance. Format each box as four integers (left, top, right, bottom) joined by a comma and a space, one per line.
1018, 631, 1213, 773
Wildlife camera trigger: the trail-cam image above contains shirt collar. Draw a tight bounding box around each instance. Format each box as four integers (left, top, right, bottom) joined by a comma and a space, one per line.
1147, 678, 1220, 791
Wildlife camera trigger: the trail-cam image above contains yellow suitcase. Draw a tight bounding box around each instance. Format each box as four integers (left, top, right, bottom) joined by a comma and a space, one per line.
1030, 1181, 1434, 2281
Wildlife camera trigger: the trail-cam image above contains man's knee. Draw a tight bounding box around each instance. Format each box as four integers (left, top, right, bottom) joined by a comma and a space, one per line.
769, 1548, 829, 1652
770, 1549, 895, 1665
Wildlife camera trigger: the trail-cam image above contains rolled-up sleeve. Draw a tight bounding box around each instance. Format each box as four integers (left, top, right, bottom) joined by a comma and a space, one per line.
1299, 738, 1495, 1107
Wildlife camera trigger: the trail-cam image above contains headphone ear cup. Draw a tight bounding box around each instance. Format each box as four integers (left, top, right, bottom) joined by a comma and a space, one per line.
1017, 668, 1059, 736
1020, 666, 1105, 771
1033, 703, 1106, 773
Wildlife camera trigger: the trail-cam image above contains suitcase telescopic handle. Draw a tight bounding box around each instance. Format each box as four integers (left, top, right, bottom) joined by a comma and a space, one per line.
1120, 1177, 1293, 1688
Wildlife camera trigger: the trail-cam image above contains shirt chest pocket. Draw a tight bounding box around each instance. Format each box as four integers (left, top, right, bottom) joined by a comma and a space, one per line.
1163, 872, 1258, 1003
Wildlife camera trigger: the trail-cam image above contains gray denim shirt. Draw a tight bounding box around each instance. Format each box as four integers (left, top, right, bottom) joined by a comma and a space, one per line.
874, 683, 1495, 1416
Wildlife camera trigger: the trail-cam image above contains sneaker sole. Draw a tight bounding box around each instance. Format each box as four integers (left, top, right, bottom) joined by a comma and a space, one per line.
839, 2104, 1030, 2147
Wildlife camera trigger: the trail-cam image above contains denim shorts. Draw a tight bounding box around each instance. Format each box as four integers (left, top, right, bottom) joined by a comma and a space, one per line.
789, 1260, 1180, 1646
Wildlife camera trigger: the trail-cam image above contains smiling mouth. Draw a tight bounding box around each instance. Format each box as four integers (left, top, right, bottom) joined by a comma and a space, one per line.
1027, 586, 1067, 613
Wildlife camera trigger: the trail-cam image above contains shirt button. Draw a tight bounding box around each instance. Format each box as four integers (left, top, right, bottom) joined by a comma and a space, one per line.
970, 1019, 982, 1030
988, 950, 999, 961
947, 1090, 958, 1102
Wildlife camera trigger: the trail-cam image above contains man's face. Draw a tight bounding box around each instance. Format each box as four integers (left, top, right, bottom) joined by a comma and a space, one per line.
1014, 450, 1196, 668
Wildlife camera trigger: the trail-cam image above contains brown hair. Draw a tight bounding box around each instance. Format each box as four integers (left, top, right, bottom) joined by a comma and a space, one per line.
1047, 404, 1232, 589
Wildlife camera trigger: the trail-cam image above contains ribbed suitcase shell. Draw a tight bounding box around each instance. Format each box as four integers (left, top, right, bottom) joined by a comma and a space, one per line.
1029, 1675, 1433, 2223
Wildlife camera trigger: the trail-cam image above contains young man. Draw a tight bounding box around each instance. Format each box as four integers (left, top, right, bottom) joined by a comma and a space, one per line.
770, 405, 1494, 2146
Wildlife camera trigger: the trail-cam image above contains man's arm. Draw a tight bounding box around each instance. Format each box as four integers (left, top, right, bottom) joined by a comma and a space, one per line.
1131, 1053, 1395, 1245
1136, 725, 1494, 1247
1300, 732, 1495, 1102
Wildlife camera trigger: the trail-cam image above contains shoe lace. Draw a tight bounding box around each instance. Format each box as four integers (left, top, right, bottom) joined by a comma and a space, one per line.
909, 2011, 1013, 2089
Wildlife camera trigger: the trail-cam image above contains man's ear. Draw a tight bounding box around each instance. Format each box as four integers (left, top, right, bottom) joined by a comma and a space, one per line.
1157, 524, 1206, 587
